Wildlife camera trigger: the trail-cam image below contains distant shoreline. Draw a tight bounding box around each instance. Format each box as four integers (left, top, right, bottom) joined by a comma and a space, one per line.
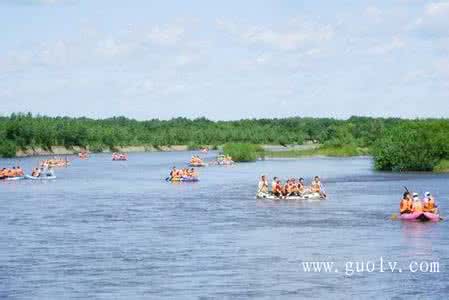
12, 144, 320, 158
14, 145, 191, 158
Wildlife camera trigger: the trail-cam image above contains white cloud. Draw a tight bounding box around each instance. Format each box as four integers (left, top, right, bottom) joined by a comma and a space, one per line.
96, 38, 131, 58
175, 54, 196, 66
12, 0, 79, 5
147, 25, 185, 46
369, 37, 405, 54
425, 1, 449, 15
413, 1, 449, 36
217, 19, 333, 51
364, 6, 383, 22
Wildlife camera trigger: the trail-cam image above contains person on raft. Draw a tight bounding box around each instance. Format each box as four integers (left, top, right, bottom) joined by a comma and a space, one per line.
270, 177, 284, 198
423, 192, 438, 214
284, 179, 301, 197
399, 192, 413, 214
412, 193, 423, 212
258, 175, 269, 193
311, 176, 326, 198
46, 166, 55, 177
31, 168, 41, 177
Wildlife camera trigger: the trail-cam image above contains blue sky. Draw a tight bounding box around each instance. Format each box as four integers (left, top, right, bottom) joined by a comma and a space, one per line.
1, 0, 448, 120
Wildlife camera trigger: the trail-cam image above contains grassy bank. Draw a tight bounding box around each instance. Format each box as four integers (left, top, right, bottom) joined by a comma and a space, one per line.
433, 160, 449, 173
265, 145, 370, 158
223, 143, 264, 162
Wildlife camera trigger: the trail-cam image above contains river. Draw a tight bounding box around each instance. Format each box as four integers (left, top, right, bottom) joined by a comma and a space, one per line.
1, 152, 448, 299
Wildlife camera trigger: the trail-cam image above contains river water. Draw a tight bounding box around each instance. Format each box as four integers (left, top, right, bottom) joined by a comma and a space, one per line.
1, 152, 448, 299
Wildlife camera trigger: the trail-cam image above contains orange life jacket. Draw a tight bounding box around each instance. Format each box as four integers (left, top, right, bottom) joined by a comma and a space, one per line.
400, 199, 411, 212
413, 201, 423, 212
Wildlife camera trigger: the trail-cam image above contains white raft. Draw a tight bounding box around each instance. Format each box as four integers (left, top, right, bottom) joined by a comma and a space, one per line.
25, 175, 57, 180
3, 176, 25, 181
256, 192, 324, 201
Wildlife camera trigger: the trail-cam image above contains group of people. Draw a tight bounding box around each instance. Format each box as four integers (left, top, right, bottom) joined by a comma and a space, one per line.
79, 151, 89, 160
0, 166, 25, 179
112, 153, 128, 161
190, 155, 205, 165
216, 155, 234, 165
0, 164, 55, 179
31, 166, 55, 178
39, 157, 70, 168
258, 175, 326, 198
400, 192, 438, 214
168, 166, 198, 180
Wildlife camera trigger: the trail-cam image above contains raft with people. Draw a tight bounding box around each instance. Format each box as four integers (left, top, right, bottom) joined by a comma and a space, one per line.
1, 165, 56, 181
189, 155, 207, 167
398, 191, 441, 222
256, 175, 327, 200
25, 174, 57, 180
112, 153, 128, 161
78, 151, 89, 160
166, 167, 199, 182
0, 166, 25, 181
213, 155, 234, 166
40, 157, 70, 168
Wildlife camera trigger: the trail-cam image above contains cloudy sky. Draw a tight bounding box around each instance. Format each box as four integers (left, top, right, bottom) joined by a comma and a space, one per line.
1, 0, 448, 120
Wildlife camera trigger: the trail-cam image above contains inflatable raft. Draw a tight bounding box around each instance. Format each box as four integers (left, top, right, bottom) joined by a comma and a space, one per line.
399, 212, 440, 222
215, 160, 234, 166
2, 176, 25, 181
166, 177, 199, 182
25, 175, 57, 180
112, 157, 128, 161
188, 162, 207, 167
256, 192, 324, 201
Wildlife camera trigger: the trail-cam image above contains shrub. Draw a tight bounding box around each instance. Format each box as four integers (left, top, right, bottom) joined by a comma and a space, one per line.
223, 143, 264, 162
372, 123, 448, 171
0, 140, 17, 158
434, 160, 449, 173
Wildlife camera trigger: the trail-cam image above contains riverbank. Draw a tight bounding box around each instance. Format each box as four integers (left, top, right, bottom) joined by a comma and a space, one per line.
14, 145, 191, 157
12, 144, 319, 158
264, 145, 370, 158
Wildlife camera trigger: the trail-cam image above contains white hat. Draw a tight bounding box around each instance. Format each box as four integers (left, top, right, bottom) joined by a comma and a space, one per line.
425, 192, 431, 197
413, 192, 419, 197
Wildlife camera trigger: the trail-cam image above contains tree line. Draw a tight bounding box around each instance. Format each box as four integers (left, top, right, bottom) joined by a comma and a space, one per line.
1, 113, 449, 171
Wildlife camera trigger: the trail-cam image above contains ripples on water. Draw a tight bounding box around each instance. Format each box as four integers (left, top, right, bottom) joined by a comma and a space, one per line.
1, 152, 448, 299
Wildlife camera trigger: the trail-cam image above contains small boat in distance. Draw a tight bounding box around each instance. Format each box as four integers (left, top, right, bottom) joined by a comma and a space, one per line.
112, 153, 128, 161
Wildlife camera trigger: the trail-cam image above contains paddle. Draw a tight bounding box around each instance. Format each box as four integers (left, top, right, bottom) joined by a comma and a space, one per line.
390, 187, 409, 220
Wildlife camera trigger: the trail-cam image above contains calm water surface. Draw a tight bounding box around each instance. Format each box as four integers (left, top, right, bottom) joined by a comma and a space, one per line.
1, 152, 448, 299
